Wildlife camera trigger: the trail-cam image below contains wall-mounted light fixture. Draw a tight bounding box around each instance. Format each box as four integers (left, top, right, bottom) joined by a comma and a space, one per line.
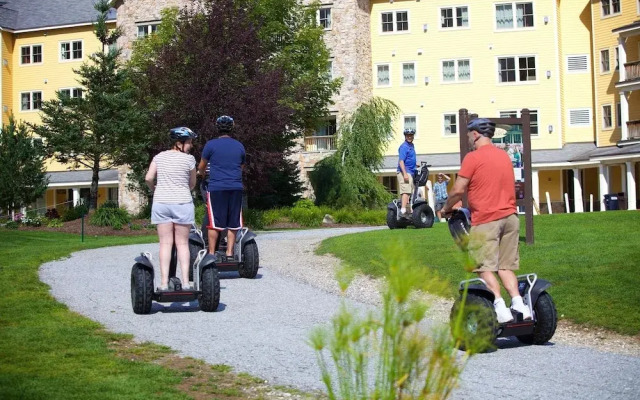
544, 16, 549, 24
44, 79, 48, 84
2, 105, 7, 112
424, 76, 430, 84
417, 48, 423, 55
420, 103, 424, 108
546, 70, 551, 79
548, 124, 554, 133
423, 23, 428, 32
391, 50, 396, 57
2, 59, 7, 66
389, 0, 393, 3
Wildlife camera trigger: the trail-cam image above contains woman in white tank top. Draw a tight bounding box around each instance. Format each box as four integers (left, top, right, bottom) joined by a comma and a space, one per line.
145, 127, 197, 291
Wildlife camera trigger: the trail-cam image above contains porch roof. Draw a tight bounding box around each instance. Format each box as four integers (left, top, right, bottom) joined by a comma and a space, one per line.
47, 169, 119, 186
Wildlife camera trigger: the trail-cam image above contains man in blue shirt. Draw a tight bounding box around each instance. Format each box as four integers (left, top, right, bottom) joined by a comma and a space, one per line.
397, 128, 416, 218
433, 173, 451, 222
197, 115, 246, 259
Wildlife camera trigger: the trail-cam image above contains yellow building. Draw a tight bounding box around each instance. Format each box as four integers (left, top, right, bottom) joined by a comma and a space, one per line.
590, 0, 640, 210
370, 0, 638, 212
0, 0, 120, 214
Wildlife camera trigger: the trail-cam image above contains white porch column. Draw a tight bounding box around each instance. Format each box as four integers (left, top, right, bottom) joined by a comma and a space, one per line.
532, 169, 540, 214
626, 161, 637, 210
598, 164, 608, 211
618, 37, 629, 140
72, 188, 80, 206
572, 168, 584, 213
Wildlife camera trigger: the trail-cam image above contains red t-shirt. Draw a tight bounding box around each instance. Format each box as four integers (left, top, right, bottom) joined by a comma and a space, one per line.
458, 144, 516, 225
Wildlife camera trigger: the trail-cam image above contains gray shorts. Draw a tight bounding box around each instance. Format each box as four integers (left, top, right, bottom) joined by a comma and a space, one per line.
151, 202, 194, 225
435, 200, 446, 211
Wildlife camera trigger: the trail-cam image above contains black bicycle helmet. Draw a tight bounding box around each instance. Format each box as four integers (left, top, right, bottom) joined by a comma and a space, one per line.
403, 128, 416, 135
216, 115, 234, 133
448, 208, 471, 250
169, 127, 197, 141
467, 118, 496, 138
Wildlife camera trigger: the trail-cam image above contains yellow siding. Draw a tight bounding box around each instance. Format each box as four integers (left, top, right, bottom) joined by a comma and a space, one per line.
538, 170, 562, 201
559, 0, 595, 144
10, 23, 114, 172
2, 31, 14, 126
582, 167, 599, 205
591, 0, 640, 146
371, 0, 564, 157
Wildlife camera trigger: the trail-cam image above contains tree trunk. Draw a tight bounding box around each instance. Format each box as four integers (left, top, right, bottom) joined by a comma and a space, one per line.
91, 164, 100, 210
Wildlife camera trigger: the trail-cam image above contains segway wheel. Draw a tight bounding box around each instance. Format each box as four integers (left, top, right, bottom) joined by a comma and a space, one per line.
200, 267, 220, 312
412, 204, 434, 229
450, 293, 498, 353
386, 209, 408, 229
516, 292, 557, 345
131, 264, 153, 315
239, 240, 259, 279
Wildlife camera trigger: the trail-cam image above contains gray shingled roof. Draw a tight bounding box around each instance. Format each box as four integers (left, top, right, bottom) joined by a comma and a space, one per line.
47, 169, 119, 185
0, 0, 116, 31
378, 142, 636, 172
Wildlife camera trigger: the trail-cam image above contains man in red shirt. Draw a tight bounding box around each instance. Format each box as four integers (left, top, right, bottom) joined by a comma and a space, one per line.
441, 118, 531, 323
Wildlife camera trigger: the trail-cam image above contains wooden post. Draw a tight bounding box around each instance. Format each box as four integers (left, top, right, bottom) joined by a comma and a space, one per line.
521, 108, 534, 245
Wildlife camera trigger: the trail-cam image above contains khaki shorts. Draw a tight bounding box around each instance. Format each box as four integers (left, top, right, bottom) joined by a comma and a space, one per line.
468, 214, 520, 272
396, 172, 414, 196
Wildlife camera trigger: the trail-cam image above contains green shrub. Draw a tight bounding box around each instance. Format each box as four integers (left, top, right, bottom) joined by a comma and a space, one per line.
129, 223, 142, 231
90, 205, 131, 227
5, 220, 18, 229
100, 200, 119, 209
136, 202, 152, 219
195, 203, 205, 226
293, 198, 316, 210
62, 200, 89, 222
289, 207, 323, 227
356, 209, 386, 226
112, 222, 123, 230
46, 218, 63, 228
21, 216, 42, 227
243, 209, 264, 230
333, 209, 357, 224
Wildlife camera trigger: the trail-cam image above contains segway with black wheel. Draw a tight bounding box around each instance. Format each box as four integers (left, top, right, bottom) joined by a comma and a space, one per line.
387, 161, 435, 229
130, 248, 220, 314
447, 208, 557, 352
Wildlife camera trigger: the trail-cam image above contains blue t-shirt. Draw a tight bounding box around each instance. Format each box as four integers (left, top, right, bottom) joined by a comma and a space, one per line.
201, 137, 246, 191
397, 141, 416, 175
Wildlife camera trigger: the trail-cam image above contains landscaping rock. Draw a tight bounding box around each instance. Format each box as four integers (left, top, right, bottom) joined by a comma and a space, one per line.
322, 214, 335, 225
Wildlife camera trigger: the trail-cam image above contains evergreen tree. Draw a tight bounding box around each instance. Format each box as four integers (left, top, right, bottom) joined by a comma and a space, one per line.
0, 118, 48, 215
31, 0, 147, 209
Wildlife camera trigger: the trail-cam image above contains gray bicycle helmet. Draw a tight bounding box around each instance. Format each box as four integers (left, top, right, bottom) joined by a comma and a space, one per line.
169, 127, 197, 142
467, 118, 496, 138
403, 128, 416, 135
216, 115, 234, 133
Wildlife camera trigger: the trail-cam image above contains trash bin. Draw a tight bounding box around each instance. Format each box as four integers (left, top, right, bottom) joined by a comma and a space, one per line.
618, 192, 627, 210
604, 194, 619, 210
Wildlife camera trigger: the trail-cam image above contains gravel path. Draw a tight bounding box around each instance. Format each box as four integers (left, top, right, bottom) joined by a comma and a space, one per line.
40, 227, 640, 399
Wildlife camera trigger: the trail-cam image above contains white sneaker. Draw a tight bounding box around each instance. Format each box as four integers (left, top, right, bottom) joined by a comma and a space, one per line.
511, 297, 532, 320
494, 299, 514, 323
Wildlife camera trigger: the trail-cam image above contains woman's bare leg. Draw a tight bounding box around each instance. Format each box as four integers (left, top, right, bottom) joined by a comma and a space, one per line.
157, 223, 175, 288
174, 223, 192, 286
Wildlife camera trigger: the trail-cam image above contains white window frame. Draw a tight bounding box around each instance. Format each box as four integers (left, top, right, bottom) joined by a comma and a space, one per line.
59, 40, 83, 62
318, 7, 332, 30
499, 109, 539, 136
495, 2, 535, 31
20, 91, 43, 112
600, 48, 611, 74
136, 22, 159, 38
602, 104, 613, 129
568, 108, 592, 127
566, 54, 589, 74
439, 6, 470, 30
327, 59, 334, 80
497, 55, 537, 84
601, 0, 621, 18
59, 87, 84, 99
379, 10, 410, 34
401, 62, 417, 86
19, 44, 43, 66
403, 115, 418, 135
443, 113, 458, 136
441, 58, 472, 83
376, 63, 391, 87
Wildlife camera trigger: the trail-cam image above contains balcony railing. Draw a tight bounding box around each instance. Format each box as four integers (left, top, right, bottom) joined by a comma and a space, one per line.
628, 120, 640, 139
623, 60, 640, 82
304, 135, 337, 152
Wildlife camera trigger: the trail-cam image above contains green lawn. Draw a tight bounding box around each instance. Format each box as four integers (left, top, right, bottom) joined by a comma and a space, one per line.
317, 212, 640, 336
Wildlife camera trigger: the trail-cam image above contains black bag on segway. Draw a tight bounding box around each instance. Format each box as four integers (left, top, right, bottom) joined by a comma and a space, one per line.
415, 163, 430, 187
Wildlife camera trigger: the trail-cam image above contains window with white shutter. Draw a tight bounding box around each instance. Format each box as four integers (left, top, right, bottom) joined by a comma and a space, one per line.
567, 55, 589, 73
568, 109, 591, 127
